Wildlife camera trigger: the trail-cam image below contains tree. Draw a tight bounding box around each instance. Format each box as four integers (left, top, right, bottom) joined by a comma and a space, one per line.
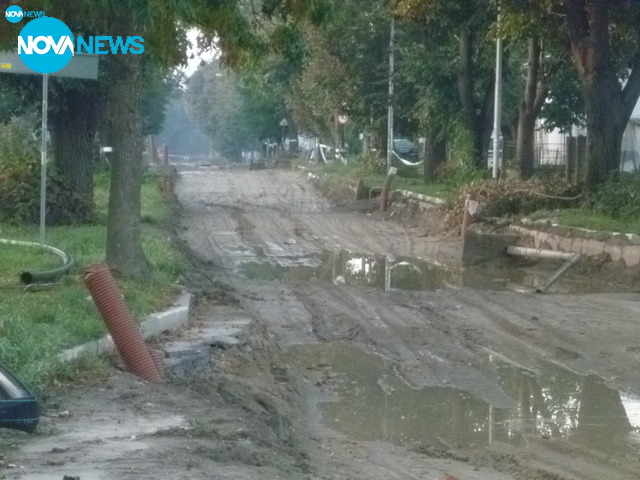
49, 81, 99, 206
397, 0, 500, 169
58, 0, 262, 277
497, 0, 572, 178
397, 22, 457, 178
285, 24, 357, 147
564, 0, 640, 192
185, 62, 259, 160
3, 0, 300, 276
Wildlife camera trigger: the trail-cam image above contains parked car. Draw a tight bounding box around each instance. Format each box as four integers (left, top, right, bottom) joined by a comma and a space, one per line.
393, 138, 418, 160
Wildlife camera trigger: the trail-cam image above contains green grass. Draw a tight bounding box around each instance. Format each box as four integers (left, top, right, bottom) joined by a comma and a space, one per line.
0, 171, 185, 391
316, 157, 640, 236
556, 209, 640, 235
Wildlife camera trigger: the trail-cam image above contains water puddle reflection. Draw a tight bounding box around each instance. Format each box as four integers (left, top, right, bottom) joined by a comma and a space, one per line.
238, 250, 538, 292
289, 343, 640, 455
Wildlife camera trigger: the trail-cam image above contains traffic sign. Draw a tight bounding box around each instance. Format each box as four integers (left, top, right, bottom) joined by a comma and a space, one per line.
0, 51, 99, 79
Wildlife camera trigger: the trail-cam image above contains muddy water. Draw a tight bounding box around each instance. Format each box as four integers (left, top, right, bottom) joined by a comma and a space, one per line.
238, 249, 545, 292
289, 343, 640, 455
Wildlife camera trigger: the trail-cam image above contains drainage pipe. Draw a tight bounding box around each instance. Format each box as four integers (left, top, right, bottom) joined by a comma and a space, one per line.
506, 246, 580, 293
536, 253, 581, 293
0, 238, 74, 284
83, 264, 163, 383
506, 246, 577, 261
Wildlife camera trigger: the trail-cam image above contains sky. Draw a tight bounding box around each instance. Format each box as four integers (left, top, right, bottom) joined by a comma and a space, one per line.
179, 28, 216, 78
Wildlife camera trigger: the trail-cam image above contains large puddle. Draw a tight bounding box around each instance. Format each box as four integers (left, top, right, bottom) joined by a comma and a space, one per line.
289, 343, 640, 455
238, 249, 544, 293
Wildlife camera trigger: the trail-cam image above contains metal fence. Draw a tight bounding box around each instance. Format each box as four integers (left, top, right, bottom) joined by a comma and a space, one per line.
536, 142, 567, 167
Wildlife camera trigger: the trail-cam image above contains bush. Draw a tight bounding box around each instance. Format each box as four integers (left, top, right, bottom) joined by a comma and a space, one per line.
592, 174, 640, 220
359, 152, 386, 174
438, 162, 488, 189
0, 116, 38, 182
0, 117, 91, 224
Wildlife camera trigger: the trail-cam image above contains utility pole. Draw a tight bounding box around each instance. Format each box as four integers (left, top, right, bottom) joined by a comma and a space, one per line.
492, 7, 503, 179
39, 74, 48, 244
386, 16, 395, 173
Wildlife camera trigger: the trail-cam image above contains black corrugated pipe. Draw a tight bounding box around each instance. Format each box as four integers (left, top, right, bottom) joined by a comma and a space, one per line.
0, 238, 74, 285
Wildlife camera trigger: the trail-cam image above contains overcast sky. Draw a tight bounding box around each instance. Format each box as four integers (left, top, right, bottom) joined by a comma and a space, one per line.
179, 28, 216, 78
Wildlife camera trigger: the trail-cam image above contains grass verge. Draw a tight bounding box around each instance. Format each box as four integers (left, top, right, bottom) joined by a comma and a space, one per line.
0, 170, 186, 391
310, 156, 640, 236
555, 209, 640, 235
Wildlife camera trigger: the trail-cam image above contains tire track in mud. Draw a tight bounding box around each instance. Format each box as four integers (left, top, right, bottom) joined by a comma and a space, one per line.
176, 168, 640, 480
290, 284, 505, 398
178, 169, 424, 259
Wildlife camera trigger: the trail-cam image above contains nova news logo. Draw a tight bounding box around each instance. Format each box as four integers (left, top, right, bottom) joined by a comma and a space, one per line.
5, 5, 45, 23
14, 16, 145, 74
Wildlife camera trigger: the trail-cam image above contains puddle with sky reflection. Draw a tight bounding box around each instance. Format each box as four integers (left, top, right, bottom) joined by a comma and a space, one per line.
289, 343, 640, 455
238, 249, 545, 292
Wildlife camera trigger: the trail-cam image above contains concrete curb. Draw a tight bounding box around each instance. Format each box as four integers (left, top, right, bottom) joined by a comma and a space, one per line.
58, 292, 192, 362
396, 189, 446, 205
510, 225, 640, 267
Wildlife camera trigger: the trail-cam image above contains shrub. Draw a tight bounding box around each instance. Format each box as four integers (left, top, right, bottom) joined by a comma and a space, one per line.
0, 117, 91, 224
359, 152, 386, 174
592, 173, 640, 220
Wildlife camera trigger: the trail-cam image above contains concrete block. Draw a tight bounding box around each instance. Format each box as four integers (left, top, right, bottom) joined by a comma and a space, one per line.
462, 230, 520, 266
140, 293, 192, 338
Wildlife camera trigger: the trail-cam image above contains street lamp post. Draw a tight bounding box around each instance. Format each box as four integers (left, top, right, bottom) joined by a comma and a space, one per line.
492, 8, 503, 179
387, 17, 395, 173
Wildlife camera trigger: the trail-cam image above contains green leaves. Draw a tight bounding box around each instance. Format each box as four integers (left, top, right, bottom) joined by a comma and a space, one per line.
185, 62, 262, 159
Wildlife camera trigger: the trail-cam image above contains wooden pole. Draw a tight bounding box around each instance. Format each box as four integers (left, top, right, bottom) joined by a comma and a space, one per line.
461, 194, 473, 236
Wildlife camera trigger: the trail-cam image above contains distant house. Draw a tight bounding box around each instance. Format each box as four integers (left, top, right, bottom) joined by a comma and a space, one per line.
535, 98, 640, 172
621, 100, 640, 172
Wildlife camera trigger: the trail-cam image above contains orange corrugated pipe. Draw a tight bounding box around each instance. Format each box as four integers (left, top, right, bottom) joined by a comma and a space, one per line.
84, 264, 163, 383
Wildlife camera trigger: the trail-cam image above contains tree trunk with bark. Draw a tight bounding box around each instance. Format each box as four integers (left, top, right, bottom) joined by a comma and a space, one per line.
104, 52, 150, 278
423, 131, 446, 180
517, 38, 547, 179
566, 0, 640, 193
457, 26, 495, 169
50, 84, 98, 208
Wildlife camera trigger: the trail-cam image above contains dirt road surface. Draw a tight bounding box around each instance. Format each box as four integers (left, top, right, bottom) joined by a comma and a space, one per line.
3, 166, 640, 479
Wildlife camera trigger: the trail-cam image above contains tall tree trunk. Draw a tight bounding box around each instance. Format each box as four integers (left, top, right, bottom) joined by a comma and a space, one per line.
517, 38, 547, 179
583, 81, 626, 189
517, 111, 537, 178
423, 131, 446, 180
566, 0, 640, 193
104, 53, 150, 278
457, 26, 495, 169
50, 85, 98, 207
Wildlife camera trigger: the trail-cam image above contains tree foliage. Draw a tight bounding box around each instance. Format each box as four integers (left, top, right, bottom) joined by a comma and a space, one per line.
186, 62, 257, 160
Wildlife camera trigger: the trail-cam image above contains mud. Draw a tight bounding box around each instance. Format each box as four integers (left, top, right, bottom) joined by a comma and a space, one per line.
3, 167, 640, 479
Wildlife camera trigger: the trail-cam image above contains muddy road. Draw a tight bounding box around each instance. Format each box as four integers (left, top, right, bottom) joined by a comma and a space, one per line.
4, 166, 640, 479
177, 168, 640, 479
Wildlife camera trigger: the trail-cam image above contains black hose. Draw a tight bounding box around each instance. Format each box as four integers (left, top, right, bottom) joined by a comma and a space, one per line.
0, 238, 74, 285
20, 257, 75, 284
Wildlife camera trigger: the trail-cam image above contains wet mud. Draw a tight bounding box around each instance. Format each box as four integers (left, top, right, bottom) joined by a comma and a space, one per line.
4, 167, 640, 480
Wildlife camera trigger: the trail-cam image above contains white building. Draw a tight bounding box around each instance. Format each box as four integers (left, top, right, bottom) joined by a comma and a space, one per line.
536, 98, 640, 171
